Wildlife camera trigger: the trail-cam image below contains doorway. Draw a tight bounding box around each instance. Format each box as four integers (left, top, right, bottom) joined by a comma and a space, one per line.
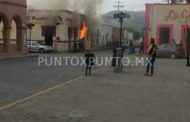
157, 25, 173, 45
181, 25, 190, 43
159, 27, 170, 44
45, 30, 53, 46
42, 26, 56, 46
181, 26, 190, 55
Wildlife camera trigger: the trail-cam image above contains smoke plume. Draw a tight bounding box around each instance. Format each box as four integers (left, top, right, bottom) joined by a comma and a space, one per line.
27, 0, 103, 16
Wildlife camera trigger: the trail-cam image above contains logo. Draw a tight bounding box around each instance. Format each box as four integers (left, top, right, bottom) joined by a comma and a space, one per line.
54, 16, 63, 25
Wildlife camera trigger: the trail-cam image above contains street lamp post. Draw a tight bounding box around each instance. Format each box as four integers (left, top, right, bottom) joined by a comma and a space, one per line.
119, 17, 123, 47
114, 12, 130, 47
112, 12, 129, 70
26, 23, 35, 54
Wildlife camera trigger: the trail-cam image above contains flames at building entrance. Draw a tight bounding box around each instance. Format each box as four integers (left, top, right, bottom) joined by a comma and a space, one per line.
80, 22, 88, 40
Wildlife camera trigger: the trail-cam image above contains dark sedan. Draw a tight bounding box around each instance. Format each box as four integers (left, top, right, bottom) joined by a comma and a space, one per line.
157, 43, 184, 59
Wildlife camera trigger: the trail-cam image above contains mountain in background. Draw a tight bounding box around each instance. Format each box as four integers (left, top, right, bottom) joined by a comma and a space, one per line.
101, 11, 145, 32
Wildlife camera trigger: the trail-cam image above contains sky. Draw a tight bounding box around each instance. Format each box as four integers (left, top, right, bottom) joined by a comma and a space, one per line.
27, 0, 162, 14
99, 0, 161, 14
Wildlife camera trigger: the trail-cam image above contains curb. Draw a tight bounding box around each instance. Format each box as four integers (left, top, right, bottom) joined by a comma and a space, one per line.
0, 55, 39, 61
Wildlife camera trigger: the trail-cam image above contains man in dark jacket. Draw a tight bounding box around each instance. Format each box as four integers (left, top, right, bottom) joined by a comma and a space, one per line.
85, 50, 95, 75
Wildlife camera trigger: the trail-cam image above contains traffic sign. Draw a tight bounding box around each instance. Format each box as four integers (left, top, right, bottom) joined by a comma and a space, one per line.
113, 12, 130, 18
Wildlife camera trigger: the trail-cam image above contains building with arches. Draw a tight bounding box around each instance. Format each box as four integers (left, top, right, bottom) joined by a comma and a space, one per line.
0, 0, 27, 54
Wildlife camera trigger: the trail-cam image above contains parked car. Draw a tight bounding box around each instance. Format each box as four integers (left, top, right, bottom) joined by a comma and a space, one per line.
27, 41, 54, 53
157, 43, 184, 59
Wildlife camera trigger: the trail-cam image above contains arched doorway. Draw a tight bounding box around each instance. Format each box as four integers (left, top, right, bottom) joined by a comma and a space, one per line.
0, 13, 9, 53
11, 15, 23, 52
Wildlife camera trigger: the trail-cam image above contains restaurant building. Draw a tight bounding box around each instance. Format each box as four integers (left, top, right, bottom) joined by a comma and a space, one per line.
27, 10, 84, 52
145, 4, 190, 51
27, 10, 114, 52
0, 0, 27, 54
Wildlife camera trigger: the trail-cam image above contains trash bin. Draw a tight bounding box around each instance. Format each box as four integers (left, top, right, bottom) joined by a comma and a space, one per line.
113, 47, 124, 73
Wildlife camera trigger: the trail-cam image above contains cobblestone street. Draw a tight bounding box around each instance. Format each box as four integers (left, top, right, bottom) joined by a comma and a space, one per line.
1, 0, 190, 121
0, 53, 189, 122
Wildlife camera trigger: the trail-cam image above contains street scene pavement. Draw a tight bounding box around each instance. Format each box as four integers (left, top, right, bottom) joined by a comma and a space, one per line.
0, 50, 189, 122
0, 51, 111, 106
2, 0, 190, 121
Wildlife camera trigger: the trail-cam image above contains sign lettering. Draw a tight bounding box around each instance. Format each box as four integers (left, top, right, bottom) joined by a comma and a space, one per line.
165, 10, 190, 22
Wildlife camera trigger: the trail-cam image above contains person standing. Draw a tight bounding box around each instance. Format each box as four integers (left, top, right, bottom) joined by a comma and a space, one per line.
85, 50, 95, 76
139, 41, 144, 55
145, 38, 157, 77
171, 39, 177, 50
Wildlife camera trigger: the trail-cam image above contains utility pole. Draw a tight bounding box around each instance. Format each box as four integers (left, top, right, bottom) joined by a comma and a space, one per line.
113, 1, 126, 47
113, 0, 124, 11
112, 1, 129, 68
113, 12, 130, 47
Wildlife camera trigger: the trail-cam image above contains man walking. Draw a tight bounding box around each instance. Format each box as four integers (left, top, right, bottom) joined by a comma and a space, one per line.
85, 50, 95, 75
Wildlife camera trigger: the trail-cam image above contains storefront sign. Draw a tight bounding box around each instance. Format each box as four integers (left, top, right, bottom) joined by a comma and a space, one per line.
165, 10, 190, 22
27, 16, 49, 24
54, 16, 63, 25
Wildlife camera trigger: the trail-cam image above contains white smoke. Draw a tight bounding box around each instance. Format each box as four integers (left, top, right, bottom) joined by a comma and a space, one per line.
71, 0, 103, 16
27, 0, 103, 16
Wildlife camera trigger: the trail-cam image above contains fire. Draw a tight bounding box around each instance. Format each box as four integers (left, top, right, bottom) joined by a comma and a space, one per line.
80, 22, 88, 40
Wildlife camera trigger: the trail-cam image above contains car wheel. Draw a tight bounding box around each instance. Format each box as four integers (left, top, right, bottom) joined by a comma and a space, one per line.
170, 53, 176, 59
39, 48, 45, 53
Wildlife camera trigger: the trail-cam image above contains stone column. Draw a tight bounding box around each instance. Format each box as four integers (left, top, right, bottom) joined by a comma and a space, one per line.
3, 27, 11, 53
17, 27, 23, 52
20, 27, 27, 54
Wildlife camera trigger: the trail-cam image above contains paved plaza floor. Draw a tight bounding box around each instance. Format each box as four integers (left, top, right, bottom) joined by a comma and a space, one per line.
0, 57, 189, 122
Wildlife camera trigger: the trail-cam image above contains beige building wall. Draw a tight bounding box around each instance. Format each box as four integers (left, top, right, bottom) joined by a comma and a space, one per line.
27, 10, 114, 52
27, 10, 82, 52
148, 4, 190, 44
95, 24, 113, 48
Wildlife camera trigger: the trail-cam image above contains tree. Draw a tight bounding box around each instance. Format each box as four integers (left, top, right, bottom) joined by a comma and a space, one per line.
186, 0, 190, 3
171, 0, 177, 3
127, 27, 142, 40
165, 0, 184, 3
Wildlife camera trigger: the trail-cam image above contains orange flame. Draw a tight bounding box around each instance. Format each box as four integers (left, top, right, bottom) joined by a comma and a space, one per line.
80, 22, 88, 40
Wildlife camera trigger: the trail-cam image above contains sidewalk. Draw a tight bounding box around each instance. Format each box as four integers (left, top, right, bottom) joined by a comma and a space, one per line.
0, 53, 38, 60
0, 58, 190, 122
